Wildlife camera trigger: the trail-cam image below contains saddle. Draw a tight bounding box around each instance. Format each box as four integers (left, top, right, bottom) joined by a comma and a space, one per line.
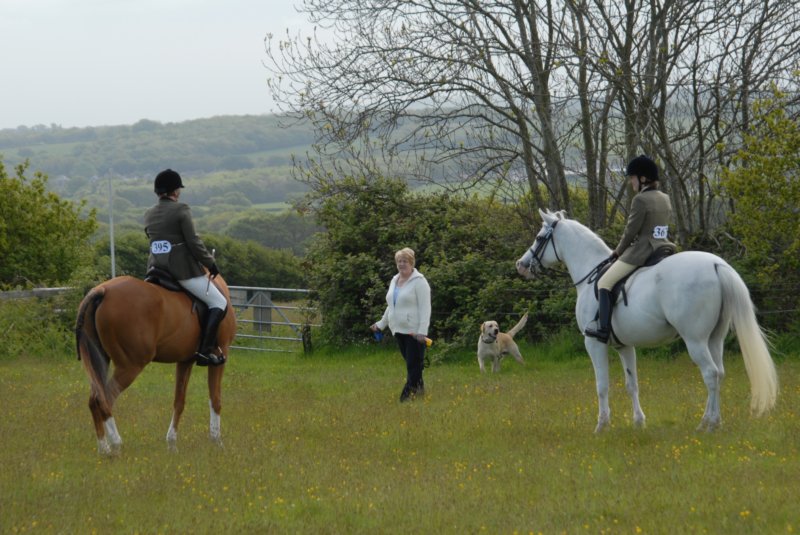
144, 266, 207, 327
144, 266, 183, 292
594, 245, 677, 306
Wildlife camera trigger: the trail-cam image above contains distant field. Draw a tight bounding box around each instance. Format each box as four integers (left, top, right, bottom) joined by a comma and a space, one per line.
250, 201, 293, 213
2, 346, 798, 533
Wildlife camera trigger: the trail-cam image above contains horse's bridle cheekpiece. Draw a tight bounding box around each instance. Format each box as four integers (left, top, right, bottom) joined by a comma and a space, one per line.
525, 219, 607, 286
526, 220, 561, 273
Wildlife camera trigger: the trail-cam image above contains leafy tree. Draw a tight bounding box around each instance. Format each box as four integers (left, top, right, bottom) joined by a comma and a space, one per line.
205, 235, 306, 290
0, 160, 97, 287
92, 231, 305, 290
721, 94, 800, 329
92, 231, 150, 279
226, 210, 320, 255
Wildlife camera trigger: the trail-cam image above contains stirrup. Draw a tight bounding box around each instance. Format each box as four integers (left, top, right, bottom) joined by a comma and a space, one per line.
584, 327, 609, 344
195, 352, 226, 367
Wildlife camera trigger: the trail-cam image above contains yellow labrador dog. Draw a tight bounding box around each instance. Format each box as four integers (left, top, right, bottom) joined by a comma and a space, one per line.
477, 313, 528, 373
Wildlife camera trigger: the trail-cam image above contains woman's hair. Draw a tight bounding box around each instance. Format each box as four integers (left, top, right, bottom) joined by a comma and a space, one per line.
395, 247, 416, 267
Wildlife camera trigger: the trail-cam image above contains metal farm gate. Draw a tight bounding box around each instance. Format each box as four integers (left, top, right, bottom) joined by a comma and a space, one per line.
228, 286, 317, 353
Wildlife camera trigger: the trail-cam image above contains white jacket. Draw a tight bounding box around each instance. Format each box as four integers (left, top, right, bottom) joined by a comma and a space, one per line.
375, 268, 431, 336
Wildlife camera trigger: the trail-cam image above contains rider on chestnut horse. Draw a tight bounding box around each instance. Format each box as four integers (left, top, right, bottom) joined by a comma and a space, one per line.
144, 169, 228, 366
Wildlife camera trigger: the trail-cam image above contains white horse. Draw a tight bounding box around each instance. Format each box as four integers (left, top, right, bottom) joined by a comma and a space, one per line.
516, 209, 778, 432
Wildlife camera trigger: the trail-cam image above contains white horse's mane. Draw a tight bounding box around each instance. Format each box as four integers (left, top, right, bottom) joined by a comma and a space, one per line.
541, 209, 610, 253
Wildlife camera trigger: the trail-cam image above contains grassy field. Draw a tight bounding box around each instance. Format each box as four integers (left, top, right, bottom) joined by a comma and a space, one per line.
2, 343, 798, 534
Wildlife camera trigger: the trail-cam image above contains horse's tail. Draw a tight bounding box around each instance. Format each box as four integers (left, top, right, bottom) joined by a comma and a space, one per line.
75, 287, 112, 411
716, 263, 778, 415
507, 312, 529, 338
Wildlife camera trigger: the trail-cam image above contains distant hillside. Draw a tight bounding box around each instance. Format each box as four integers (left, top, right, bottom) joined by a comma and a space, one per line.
0, 114, 315, 179
0, 115, 320, 253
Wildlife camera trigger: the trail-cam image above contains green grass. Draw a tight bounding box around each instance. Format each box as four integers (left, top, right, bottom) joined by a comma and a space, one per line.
2, 344, 798, 534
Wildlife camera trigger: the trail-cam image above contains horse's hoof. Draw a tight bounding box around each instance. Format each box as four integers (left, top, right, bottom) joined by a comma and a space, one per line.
594, 421, 610, 433
167, 440, 178, 453
98, 446, 120, 457
210, 432, 224, 449
97, 439, 115, 457
697, 419, 721, 432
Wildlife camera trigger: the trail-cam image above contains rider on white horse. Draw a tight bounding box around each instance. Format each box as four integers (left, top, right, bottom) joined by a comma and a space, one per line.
584, 155, 677, 343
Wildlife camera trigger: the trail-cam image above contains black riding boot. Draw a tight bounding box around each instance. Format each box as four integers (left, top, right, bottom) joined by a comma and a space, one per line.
195, 307, 228, 366
584, 289, 611, 343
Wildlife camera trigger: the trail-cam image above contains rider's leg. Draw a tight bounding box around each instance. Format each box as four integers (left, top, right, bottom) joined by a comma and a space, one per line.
178, 276, 228, 366
584, 260, 636, 343
585, 288, 613, 342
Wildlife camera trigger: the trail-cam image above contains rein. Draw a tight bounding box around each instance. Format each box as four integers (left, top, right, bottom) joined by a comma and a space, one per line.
573, 256, 613, 287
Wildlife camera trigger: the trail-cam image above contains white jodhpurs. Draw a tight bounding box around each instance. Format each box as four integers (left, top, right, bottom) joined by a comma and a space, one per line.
179, 275, 227, 310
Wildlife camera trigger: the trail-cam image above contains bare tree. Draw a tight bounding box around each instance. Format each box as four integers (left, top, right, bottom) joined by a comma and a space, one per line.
266, 0, 577, 216
265, 0, 800, 240
569, 0, 800, 241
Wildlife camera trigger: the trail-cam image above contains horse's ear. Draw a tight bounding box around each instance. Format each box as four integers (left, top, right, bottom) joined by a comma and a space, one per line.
538, 208, 549, 221
540, 208, 558, 224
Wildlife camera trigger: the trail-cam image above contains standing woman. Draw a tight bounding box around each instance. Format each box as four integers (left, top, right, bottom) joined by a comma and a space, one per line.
371, 247, 432, 402
144, 169, 228, 366
584, 155, 677, 343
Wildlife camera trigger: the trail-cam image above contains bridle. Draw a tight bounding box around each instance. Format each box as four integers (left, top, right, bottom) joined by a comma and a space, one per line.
523, 218, 611, 286
524, 220, 564, 275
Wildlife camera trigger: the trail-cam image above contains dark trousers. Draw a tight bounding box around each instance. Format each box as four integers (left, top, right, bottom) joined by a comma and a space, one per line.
394, 333, 425, 394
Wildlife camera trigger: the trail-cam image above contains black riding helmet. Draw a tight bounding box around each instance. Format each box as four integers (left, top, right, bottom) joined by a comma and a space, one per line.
625, 155, 659, 183
154, 169, 184, 194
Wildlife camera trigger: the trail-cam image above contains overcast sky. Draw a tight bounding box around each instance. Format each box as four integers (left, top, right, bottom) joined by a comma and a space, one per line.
0, 0, 315, 130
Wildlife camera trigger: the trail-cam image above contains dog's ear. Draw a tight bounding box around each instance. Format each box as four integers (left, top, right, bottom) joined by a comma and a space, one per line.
480, 322, 486, 333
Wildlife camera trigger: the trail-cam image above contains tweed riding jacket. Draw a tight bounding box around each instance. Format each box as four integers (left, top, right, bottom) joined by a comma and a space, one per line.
144, 198, 215, 280
615, 188, 676, 266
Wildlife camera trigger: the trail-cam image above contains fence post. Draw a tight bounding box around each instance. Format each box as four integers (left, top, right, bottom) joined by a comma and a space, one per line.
254, 290, 273, 333
301, 323, 313, 354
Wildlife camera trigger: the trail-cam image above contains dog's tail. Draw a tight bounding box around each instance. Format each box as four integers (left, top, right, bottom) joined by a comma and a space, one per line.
507, 312, 528, 338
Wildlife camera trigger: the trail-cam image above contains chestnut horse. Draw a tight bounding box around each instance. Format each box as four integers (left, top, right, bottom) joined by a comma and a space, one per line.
75, 274, 236, 455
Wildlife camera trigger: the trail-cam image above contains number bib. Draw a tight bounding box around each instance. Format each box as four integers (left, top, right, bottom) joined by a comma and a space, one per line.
150, 240, 172, 254
652, 225, 668, 239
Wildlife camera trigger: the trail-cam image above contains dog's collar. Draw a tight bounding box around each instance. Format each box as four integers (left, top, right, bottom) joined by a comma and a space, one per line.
481, 335, 497, 344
